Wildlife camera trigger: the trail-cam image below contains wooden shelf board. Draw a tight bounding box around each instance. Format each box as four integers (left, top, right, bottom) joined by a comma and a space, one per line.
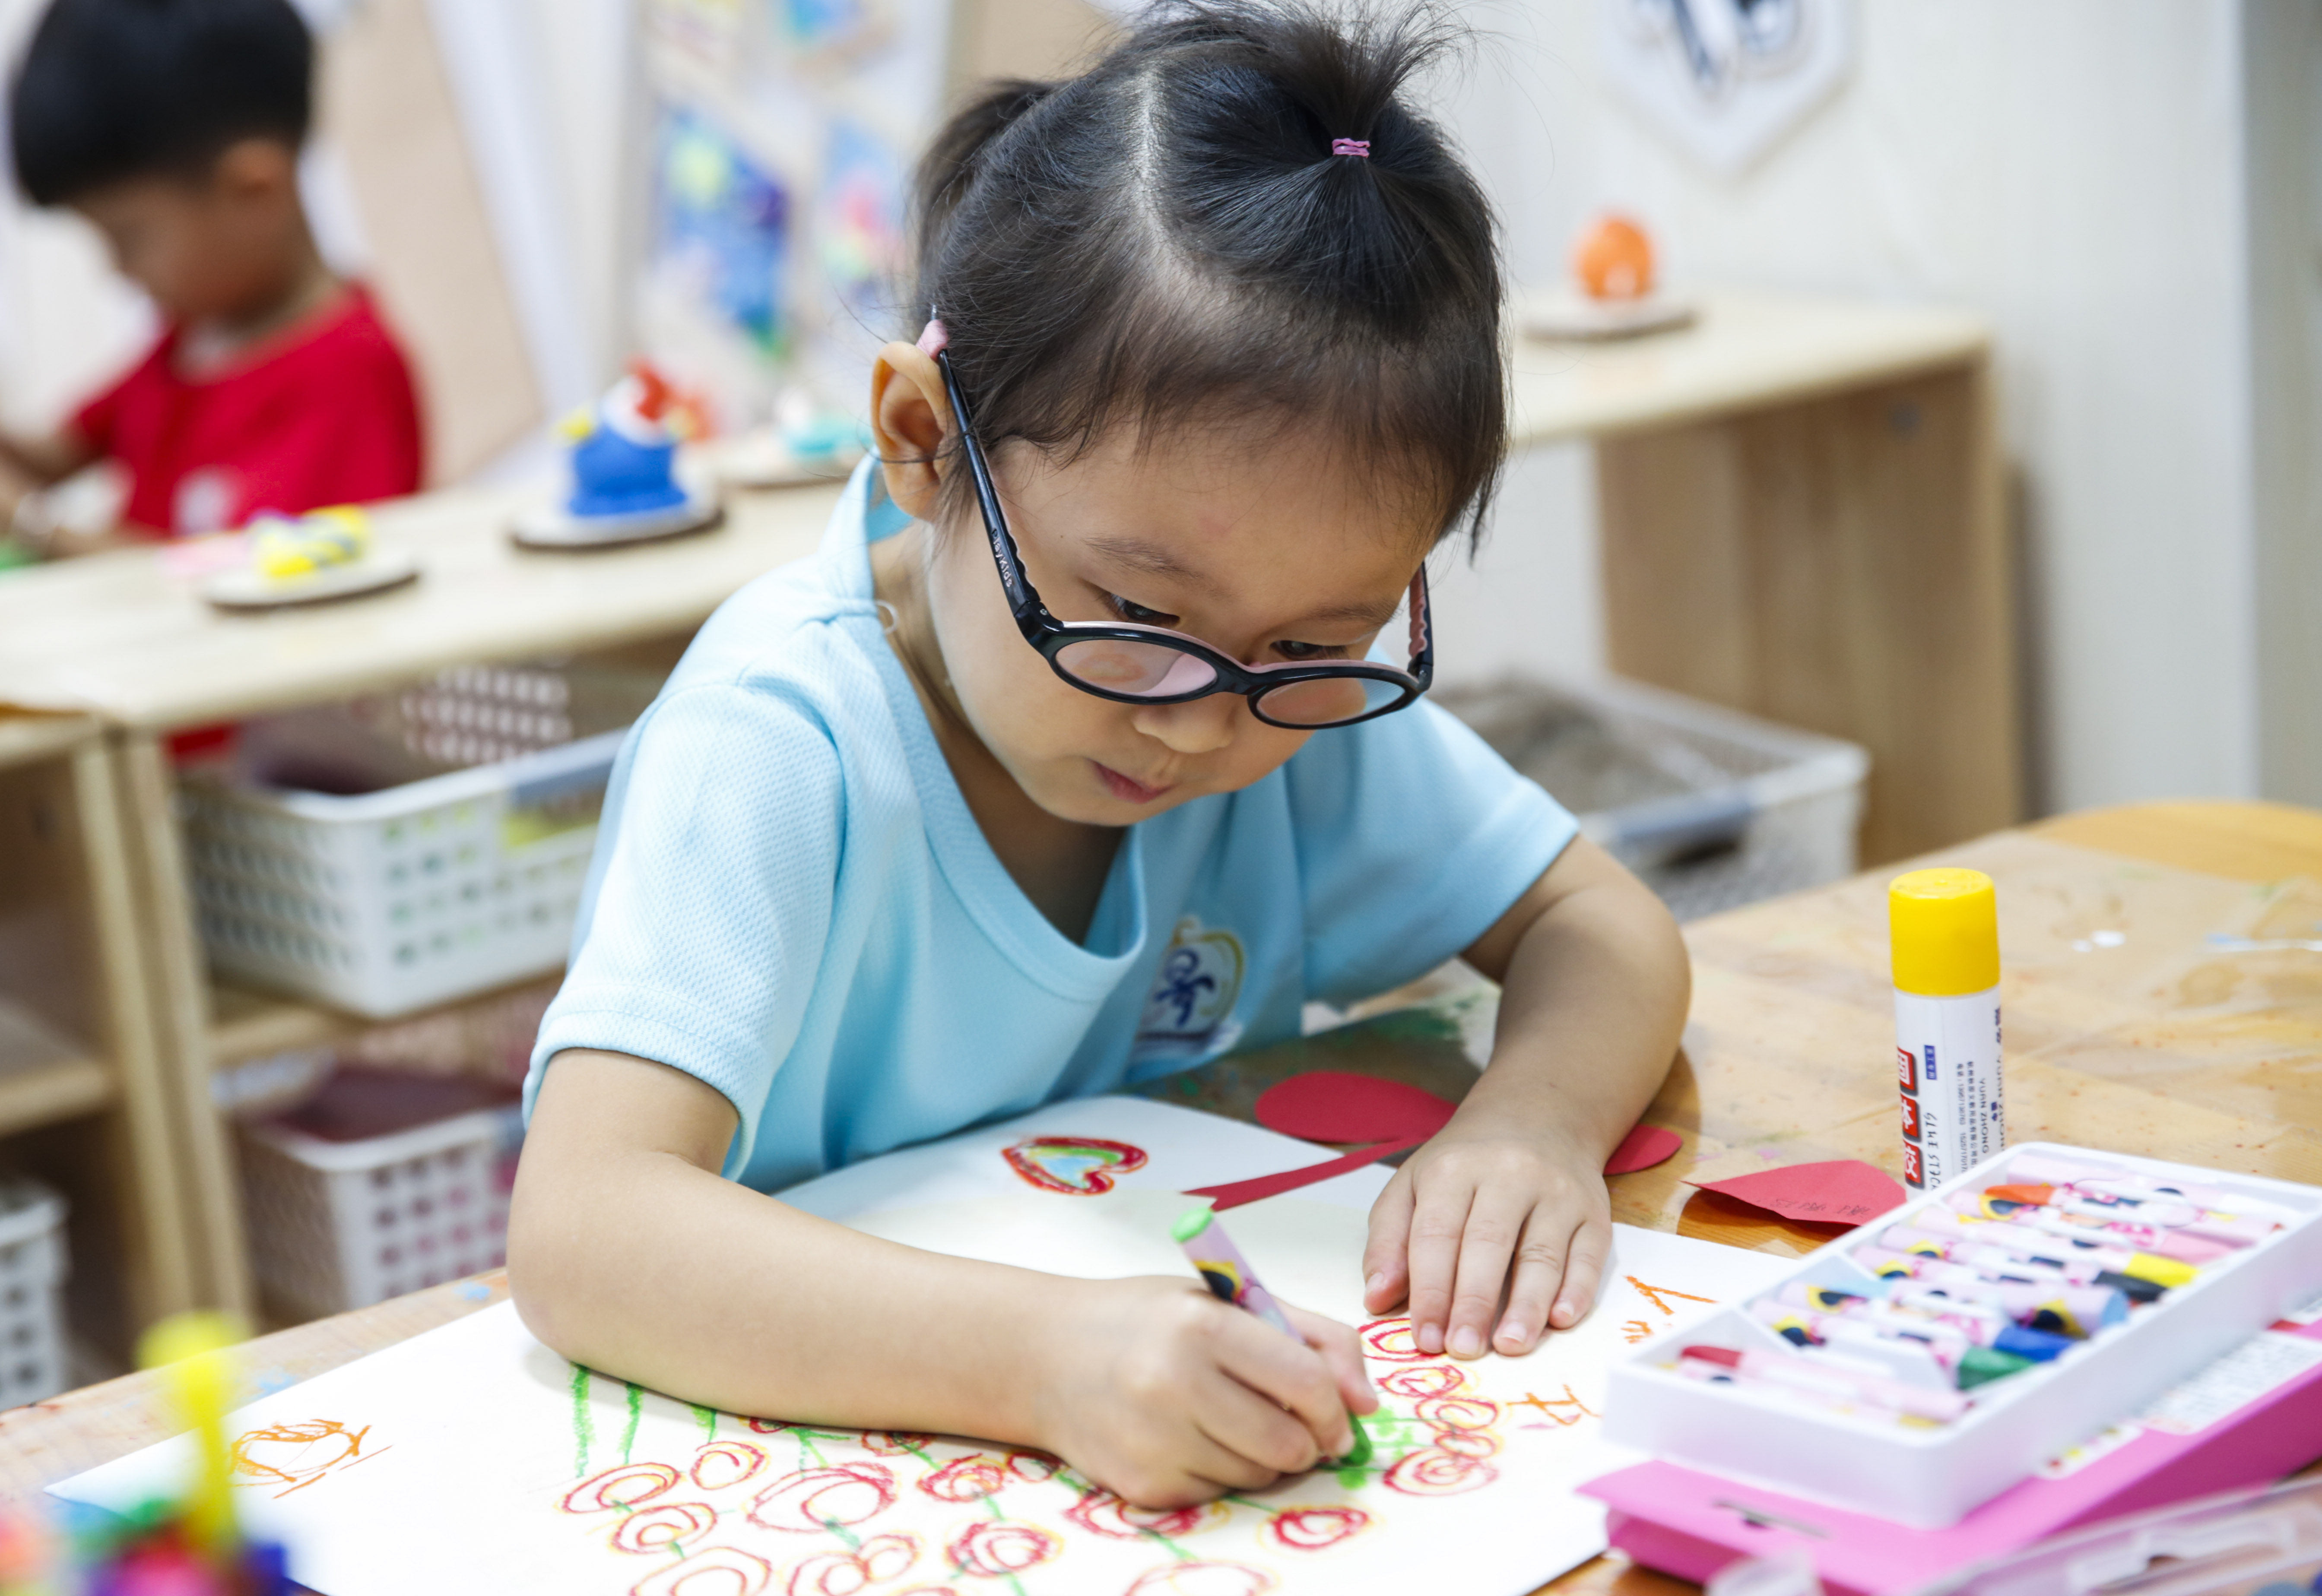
0, 712, 96, 771
0, 1000, 114, 1136
206, 970, 562, 1070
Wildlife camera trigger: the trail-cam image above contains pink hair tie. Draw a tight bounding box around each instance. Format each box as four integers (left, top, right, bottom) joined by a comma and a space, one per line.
917, 317, 949, 356
1331, 138, 1370, 158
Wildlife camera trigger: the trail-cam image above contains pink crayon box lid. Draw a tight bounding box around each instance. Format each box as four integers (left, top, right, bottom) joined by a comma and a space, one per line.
1583, 1295, 2322, 1596
1600, 1142, 2322, 1530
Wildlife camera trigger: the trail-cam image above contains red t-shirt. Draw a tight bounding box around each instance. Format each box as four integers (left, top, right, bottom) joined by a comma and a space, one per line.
72, 284, 424, 537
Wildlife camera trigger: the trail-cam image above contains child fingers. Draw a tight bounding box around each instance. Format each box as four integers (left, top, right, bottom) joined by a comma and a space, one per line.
1280, 1302, 1380, 1414
1193, 1368, 1329, 1478
1214, 1317, 1355, 1457
1443, 1192, 1532, 1359
1492, 1207, 1577, 1353
1550, 1213, 1613, 1330
1401, 1176, 1478, 1357
1361, 1168, 1416, 1314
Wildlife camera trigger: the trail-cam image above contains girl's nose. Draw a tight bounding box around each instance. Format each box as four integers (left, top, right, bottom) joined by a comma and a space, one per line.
1131, 691, 1239, 755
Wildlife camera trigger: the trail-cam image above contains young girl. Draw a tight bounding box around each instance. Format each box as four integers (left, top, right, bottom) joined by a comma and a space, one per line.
511, 1, 1688, 1510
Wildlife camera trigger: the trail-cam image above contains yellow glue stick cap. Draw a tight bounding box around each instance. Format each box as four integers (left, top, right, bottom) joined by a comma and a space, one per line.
1890, 868, 1999, 996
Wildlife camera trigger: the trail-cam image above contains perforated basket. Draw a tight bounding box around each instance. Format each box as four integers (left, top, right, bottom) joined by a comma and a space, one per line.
1434, 674, 1869, 921
0, 1176, 69, 1408
180, 659, 665, 1019
239, 1105, 508, 1322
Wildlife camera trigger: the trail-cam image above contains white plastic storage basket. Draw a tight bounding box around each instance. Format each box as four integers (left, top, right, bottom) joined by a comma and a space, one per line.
1604, 1142, 2322, 1529
0, 1176, 70, 1407
1434, 674, 1868, 920
241, 1099, 509, 1323
181, 728, 626, 1018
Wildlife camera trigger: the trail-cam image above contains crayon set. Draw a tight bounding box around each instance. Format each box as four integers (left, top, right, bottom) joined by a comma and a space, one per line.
1605, 1142, 2322, 1528
1675, 1154, 2293, 1422
0, 1314, 290, 1596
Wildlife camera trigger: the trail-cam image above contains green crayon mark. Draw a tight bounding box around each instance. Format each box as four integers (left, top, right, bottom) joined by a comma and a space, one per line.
691, 1403, 717, 1442
568, 1364, 595, 1478
621, 1382, 645, 1464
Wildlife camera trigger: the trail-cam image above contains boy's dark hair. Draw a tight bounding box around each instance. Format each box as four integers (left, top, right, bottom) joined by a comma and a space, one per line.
10, 0, 314, 207
915, 0, 1505, 547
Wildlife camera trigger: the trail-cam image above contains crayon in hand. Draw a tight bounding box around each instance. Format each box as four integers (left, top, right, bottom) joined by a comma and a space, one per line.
1174, 1207, 1373, 1468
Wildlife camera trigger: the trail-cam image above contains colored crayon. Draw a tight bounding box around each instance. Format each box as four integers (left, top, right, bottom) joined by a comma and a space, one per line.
1778, 1281, 2072, 1365
1900, 1211, 2198, 1289
1877, 1223, 2169, 1302
1678, 1343, 1969, 1422
1850, 1244, 2128, 1335
1943, 1192, 2233, 1266
1174, 1207, 1372, 1468
2003, 1156, 2300, 1226
1752, 1298, 2033, 1389
1673, 1349, 1914, 1427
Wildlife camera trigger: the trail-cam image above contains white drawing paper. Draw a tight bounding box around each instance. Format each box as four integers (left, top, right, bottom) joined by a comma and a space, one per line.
53, 1097, 1786, 1596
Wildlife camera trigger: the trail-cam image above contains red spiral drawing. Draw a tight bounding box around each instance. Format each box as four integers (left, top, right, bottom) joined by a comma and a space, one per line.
1064, 1487, 1214, 1540
1377, 1365, 1466, 1400
1123, 1562, 1278, 1595
945, 1520, 1059, 1578
563, 1462, 681, 1514
747, 1463, 898, 1533
690, 1441, 768, 1491
917, 1454, 1011, 1502
1414, 1394, 1500, 1431
1266, 1506, 1370, 1552
1382, 1446, 1498, 1497
610, 1502, 717, 1554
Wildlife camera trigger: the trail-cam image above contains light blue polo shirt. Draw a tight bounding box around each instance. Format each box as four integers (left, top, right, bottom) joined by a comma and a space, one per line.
526, 463, 1577, 1191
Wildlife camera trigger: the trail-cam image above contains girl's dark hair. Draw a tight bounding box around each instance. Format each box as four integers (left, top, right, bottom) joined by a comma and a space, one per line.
10, 0, 314, 208
914, 0, 1504, 547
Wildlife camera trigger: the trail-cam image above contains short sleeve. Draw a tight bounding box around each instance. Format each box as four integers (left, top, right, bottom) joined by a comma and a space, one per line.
527, 682, 844, 1175
1288, 701, 1577, 1004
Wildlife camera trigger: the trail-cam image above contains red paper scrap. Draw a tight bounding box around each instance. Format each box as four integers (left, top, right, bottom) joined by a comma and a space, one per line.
1604, 1124, 1682, 1175
1689, 1159, 1906, 1228
1254, 1071, 1457, 1146
1189, 1135, 1427, 1211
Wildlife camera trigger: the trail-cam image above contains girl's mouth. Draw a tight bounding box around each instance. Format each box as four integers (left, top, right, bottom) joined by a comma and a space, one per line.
1093, 762, 1171, 805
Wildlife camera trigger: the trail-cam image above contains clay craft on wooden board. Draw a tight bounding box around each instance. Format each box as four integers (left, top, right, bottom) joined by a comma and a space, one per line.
199, 505, 420, 612
511, 365, 725, 550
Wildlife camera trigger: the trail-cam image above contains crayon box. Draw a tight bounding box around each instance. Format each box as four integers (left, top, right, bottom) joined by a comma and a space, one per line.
1601, 1141, 2322, 1528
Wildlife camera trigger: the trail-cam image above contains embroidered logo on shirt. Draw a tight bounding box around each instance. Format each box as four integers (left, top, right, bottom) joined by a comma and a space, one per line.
1134, 916, 1246, 1063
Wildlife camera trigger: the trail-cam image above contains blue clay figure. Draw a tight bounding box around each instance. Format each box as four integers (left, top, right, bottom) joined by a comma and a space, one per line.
568, 365, 687, 519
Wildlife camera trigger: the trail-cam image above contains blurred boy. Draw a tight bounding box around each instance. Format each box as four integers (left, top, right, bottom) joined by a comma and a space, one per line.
0, 0, 422, 556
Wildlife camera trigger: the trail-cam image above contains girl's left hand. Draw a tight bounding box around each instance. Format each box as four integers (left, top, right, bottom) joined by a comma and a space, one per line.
1358, 1115, 1612, 1358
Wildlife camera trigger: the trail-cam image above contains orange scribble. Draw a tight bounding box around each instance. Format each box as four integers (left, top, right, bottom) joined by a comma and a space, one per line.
1627, 1276, 1716, 1317
1622, 1318, 1654, 1344
1508, 1385, 1597, 1427
230, 1418, 387, 1498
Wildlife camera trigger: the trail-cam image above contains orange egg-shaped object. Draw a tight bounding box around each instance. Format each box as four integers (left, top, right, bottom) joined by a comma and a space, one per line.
1573, 215, 1655, 301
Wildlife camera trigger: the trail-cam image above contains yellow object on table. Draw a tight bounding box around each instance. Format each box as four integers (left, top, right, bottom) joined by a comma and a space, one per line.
251, 507, 369, 580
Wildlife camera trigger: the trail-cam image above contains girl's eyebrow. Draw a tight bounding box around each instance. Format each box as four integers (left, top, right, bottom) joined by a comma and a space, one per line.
1085, 534, 1219, 592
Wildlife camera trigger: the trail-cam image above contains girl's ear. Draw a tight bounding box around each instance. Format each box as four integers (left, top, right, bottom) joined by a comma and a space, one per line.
869, 341, 953, 522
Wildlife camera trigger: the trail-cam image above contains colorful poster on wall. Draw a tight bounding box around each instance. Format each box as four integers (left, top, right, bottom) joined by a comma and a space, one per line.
652, 107, 793, 358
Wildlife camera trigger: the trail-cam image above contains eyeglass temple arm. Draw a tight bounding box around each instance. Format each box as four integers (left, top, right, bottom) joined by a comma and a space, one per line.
934, 349, 1053, 633
1407, 566, 1434, 687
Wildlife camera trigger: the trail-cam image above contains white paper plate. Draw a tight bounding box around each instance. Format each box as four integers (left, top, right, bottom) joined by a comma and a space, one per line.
200, 548, 421, 611
508, 489, 724, 550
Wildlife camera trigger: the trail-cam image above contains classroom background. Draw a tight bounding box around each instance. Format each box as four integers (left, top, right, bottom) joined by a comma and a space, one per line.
0, 0, 2318, 1543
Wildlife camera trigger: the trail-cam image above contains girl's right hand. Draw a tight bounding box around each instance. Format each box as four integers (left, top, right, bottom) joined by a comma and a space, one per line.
1027, 1276, 1378, 1508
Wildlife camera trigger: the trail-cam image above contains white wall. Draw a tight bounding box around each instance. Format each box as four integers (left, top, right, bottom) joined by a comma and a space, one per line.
1431, 0, 2274, 815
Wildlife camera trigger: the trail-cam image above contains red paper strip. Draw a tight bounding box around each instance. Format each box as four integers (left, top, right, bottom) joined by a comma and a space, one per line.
1254, 1072, 1457, 1146
1604, 1124, 1683, 1175
1690, 1159, 1907, 1228
1188, 1136, 1426, 1211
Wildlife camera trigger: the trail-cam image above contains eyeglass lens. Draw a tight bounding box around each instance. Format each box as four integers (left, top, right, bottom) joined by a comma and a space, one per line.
1050, 636, 1402, 727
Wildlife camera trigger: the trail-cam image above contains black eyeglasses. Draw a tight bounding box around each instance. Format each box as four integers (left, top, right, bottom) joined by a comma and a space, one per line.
934, 349, 1433, 730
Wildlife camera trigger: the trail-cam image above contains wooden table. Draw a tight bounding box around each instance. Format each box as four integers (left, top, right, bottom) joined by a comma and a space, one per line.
7, 799, 2317, 1593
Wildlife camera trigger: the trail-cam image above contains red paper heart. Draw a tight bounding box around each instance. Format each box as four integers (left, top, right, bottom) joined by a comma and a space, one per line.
1604, 1124, 1682, 1175
1254, 1072, 1457, 1145
1689, 1159, 1906, 1227
1002, 1137, 1149, 1196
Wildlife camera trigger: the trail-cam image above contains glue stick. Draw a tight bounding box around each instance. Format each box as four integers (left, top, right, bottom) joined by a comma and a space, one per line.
1891, 868, 2002, 1191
